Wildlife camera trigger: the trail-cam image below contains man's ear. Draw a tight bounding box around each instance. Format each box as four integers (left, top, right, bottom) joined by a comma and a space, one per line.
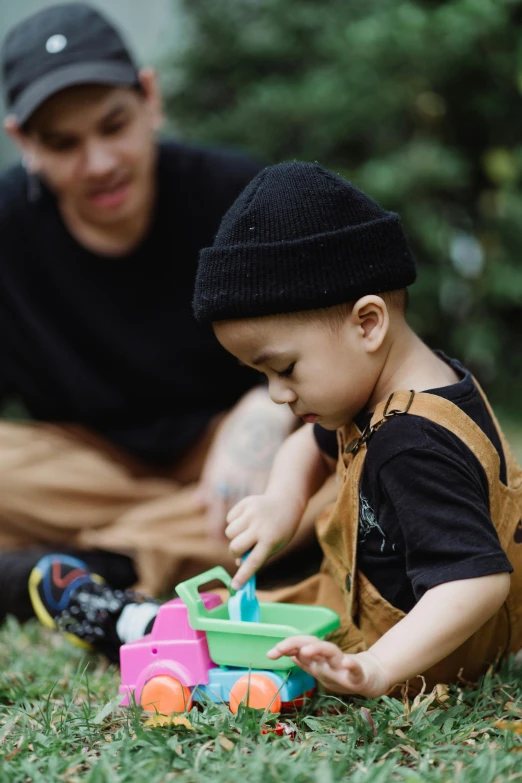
138, 67, 164, 131
351, 295, 389, 353
4, 115, 40, 172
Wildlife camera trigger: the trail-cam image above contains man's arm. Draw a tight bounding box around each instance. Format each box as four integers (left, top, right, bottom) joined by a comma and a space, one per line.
197, 386, 298, 537
225, 422, 333, 587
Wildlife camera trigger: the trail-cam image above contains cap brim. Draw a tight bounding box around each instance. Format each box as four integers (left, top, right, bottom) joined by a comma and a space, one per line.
10, 60, 139, 125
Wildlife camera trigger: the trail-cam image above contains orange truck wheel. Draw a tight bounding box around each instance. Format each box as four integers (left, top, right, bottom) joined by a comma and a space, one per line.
140, 675, 193, 714
229, 673, 282, 714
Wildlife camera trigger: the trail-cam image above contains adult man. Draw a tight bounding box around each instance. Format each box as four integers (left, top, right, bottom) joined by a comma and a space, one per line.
0, 3, 319, 623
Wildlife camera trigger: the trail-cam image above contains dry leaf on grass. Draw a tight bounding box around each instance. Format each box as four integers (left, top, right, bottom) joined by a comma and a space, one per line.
493, 719, 522, 734
4, 746, 22, 762
503, 702, 522, 714
360, 708, 377, 736
144, 714, 195, 730
398, 743, 419, 759
0, 716, 19, 744
435, 684, 450, 703
218, 734, 235, 752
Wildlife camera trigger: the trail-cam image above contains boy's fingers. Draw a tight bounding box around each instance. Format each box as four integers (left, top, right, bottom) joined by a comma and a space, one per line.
231, 541, 271, 589
269, 644, 366, 695
341, 655, 366, 684
229, 529, 257, 560
224, 515, 249, 540
297, 657, 356, 693
306, 659, 332, 679
225, 498, 250, 524
299, 641, 342, 663
266, 635, 318, 659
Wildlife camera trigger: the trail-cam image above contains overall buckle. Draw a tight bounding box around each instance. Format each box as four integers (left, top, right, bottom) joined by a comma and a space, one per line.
345, 390, 415, 456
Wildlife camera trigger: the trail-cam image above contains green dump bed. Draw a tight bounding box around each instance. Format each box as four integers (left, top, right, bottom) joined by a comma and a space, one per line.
176, 567, 341, 671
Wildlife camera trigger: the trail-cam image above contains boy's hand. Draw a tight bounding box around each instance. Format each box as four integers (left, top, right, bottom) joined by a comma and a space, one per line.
226, 493, 304, 589
266, 636, 390, 698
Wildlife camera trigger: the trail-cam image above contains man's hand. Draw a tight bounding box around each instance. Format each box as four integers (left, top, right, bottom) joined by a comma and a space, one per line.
197, 387, 296, 538
226, 493, 305, 588
266, 636, 390, 697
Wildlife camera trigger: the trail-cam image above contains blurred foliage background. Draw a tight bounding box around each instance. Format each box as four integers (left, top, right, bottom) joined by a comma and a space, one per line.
162, 0, 522, 418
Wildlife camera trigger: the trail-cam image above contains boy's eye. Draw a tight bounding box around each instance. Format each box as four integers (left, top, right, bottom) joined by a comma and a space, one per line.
277, 362, 295, 378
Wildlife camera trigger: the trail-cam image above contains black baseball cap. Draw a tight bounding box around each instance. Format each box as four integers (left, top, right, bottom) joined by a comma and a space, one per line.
1, 3, 140, 125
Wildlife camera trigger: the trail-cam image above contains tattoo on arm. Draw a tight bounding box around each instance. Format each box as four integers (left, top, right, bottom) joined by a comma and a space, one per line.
225, 414, 288, 470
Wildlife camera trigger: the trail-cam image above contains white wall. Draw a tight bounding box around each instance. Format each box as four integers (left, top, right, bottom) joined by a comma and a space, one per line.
0, 0, 180, 166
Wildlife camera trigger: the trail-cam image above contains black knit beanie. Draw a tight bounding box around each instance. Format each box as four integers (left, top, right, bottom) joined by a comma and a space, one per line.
193, 161, 416, 324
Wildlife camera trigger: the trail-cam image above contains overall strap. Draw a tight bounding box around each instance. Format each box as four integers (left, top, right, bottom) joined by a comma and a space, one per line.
471, 376, 522, 488
369, 390, 502, 520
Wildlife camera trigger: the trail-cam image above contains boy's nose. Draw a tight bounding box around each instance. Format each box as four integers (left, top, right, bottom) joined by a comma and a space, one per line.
268, 379, 297, 406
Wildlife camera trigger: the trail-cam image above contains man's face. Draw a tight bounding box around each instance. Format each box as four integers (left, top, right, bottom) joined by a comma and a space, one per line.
16, 79, 160, 226
214, 312, 380, 430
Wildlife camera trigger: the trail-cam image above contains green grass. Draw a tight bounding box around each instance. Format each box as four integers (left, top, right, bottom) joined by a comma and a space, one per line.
1, 419, 521, 781
1, 618, 522, 783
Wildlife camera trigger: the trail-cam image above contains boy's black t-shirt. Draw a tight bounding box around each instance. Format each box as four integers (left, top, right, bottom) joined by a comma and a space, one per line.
314, 355, 513, 613
0, 139, 262, 465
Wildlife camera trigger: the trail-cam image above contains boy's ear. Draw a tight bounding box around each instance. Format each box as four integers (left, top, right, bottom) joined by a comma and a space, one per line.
350, 295, 389, 352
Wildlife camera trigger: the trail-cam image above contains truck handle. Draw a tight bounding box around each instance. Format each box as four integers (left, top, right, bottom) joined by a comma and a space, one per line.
175, 566, 232, 628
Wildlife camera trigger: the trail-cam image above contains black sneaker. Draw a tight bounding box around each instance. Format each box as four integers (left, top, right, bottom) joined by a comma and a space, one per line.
29, 554, 152, 663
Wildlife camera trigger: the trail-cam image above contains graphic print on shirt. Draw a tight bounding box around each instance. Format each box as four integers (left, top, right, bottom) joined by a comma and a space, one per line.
359, 490, 389, 553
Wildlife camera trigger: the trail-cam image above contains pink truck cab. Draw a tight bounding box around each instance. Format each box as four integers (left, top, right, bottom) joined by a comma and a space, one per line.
120, 594, 220, 713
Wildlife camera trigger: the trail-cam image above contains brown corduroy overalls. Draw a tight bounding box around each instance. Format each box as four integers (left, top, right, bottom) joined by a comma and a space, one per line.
271, 383, 522, 692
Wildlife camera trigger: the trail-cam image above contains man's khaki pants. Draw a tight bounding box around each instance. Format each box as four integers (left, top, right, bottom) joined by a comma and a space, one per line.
0, 419, 335, 597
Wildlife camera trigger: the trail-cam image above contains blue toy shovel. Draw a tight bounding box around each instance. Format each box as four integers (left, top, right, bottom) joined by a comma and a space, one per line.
228, 552, 261, 623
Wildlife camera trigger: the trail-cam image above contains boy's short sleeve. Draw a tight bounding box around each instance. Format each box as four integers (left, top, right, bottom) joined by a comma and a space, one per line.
377, 442, 513, 600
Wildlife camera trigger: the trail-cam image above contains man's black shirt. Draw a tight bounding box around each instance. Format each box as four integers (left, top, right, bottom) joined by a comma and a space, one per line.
0, 140, 261, 464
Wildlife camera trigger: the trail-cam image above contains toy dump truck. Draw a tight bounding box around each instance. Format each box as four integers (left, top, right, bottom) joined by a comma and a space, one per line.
120, 566, 340, 714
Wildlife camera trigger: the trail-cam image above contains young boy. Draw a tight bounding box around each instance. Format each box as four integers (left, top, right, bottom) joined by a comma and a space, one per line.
191, 161, 522, 697
31, 162, 521, 697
